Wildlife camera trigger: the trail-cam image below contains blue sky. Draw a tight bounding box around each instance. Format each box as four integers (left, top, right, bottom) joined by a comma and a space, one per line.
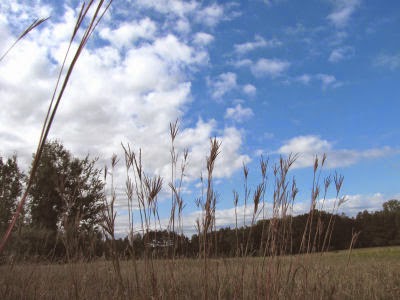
0, 0, 399, 234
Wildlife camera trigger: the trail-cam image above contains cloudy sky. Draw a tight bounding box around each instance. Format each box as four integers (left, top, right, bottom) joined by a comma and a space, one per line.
1, 0, 399, 235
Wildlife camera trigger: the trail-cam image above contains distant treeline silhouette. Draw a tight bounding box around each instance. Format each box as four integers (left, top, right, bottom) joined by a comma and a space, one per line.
2, 197, 400, 261
106, 200, 400, 259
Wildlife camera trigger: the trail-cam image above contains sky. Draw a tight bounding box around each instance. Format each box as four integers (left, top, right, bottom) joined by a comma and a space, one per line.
0, 0, 399, 235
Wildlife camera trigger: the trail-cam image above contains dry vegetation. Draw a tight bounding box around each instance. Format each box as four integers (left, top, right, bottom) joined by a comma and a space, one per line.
1, 247, 400, 299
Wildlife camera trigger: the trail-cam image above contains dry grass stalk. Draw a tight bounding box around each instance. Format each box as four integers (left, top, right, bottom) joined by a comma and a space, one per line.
347, 230, 361, 267
0, 18, 49, 62
263, 154, 297, 257
233, 190, 239, 256
242, 163, 250, 256
259, 156, 269, 254
101, 155, 125, 294
168, 119, 189, 259
197, 137, 221, 299
121, 142, 166, 298
169, 119, 179, 235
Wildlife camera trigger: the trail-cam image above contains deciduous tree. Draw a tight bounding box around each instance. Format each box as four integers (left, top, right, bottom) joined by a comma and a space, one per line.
0, 155, 23, 234
28, 140, 104, 257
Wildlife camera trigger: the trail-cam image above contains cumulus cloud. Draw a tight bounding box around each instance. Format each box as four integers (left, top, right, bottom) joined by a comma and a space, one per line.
234, 35, 281, 54
327, 0, 361, 28
276, 135, 397, 169
195, 3, 224, 27
132, 1, 224, 37
99, 17, 157, 48
135, 0, 199, 17
0, 2, 247, 187
225, 104, 254, 122
233, 58, 289, 78
172, 120, 251, 179
336, 193, 387, 215
208, 72, 238, 99
215, 127, 251, 177
193, 32, 214, 46
328, 46, 354, 63
251, 58, 290, 78
135, 1, 224, 28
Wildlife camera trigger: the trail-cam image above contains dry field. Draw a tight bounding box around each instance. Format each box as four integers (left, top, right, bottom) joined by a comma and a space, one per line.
1, 246, 399, 299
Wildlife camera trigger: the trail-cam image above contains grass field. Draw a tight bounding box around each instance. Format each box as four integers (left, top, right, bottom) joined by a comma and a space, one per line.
1, 246, 399, 299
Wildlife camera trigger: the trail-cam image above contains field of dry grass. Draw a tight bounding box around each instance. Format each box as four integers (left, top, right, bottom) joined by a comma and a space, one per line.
1, 246, 399, 299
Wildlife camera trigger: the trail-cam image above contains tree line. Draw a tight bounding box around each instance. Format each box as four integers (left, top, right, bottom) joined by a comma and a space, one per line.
1, 141, 399, 261
107, 203, 400, 259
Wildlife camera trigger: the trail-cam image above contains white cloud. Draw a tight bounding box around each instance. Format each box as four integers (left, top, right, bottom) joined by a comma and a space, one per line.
234, 35, 281, 54
0, 0, 53, 28
233, 59, 252, 68
225, 104, 254, 122
243, 84, 256, 96
374, 53, 400, 70
234, 58, 290, 78
338, 193, 387, 215
278, 135, 331, 156
294, 74, 342, 89
152, 34, 208, 65
328, 46, 354, 63
135, 0, 199, 17
134, 1, 224, 28
195, 3, 224, 27
215, 127, 251, 178
295, 193, 391, 217
276, 135, 397, 169
0, 3, 246, 187
313, 193, 391, 216
327, 0, 361, 28
208, 72, 238, 99
193, 32, 214, 46
172, 120, 250, 180
99, 18, 157, 48
251, 58, 290, 77
175, 18, 191, 34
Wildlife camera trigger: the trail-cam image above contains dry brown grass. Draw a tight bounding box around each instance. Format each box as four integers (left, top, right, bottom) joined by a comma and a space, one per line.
1, 247, 399, 299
